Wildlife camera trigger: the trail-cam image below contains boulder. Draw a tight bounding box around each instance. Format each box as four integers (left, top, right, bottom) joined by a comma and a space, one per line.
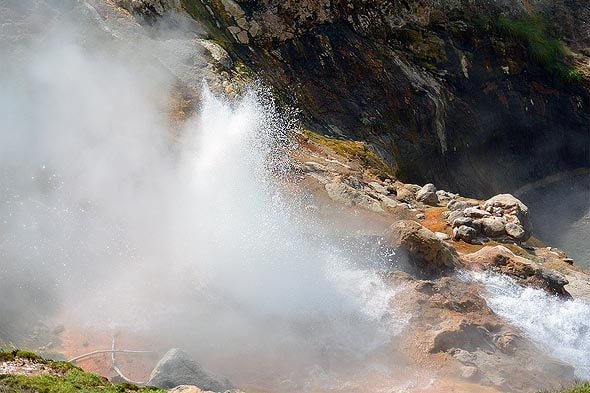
453, 225, 477, 243
416, 183, 439, 205
148, 349, 233, 391
325, 179, 383, 212
484, 194, 532, 240
384, 220, 462, 274
395, 187, 415, 203
476, 217, 506, 238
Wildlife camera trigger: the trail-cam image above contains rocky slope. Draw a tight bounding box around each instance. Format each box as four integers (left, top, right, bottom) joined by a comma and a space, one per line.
176, 0, 590, 197
287, 128, 590, 392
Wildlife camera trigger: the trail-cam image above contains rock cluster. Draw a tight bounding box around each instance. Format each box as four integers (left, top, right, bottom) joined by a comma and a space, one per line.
446, 194, 531, 244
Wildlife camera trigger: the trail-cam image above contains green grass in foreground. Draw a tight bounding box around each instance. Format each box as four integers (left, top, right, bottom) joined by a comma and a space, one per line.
0, 370, 164, 393
0, 350, 164, 393
539, 382, 590, 393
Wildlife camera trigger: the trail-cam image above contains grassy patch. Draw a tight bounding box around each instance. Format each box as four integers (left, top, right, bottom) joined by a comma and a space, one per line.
0, 370, 165, 393
0, 369, 164, 393
0, 351, 164, 393
304, 129, 393, 175
538, 381, 590, 393
497, 15, 581, 84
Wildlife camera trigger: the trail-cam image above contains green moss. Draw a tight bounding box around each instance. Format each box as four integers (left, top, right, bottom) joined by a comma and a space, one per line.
304, 130, 393, 175
0, 351, 164, 393
538, 381, 590, 393
14, 351, 41, 362
0, 370, 166, 393
180, 0, 233, 52
497, 15, 581, 84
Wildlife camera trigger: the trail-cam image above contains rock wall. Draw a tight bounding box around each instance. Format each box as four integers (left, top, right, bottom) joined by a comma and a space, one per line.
181, 0, 590, 198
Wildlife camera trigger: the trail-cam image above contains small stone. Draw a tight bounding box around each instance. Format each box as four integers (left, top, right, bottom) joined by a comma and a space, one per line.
416, 213, 425, 219
464, 207, 490, 218
505, 222, 526, 241
564, 258, 574, 265
381, 196, 398, 209
452, 216, 473, 228
248, 20, 261, 37
447, 210, 465, 224
368, 181, 389, 195
435, 232, 451, 241
236, 30, 250, 44
447, 199, 478, 211
453, 225, 477, 243
405, 184, 422, 193
236, 17, 248, 29
395, 188, 415, 203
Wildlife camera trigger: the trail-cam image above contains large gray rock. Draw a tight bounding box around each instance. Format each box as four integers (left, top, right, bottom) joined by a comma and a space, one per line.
416, 183, 439, 206
384, 220, 462, 274
477, 217, 507, 238
148, 349, 233, 391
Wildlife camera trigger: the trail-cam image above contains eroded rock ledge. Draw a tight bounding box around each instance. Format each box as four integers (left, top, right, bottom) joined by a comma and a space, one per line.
289, 127, 589, 392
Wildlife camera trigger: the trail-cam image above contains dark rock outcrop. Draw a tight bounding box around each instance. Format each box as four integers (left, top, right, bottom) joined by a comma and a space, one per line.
181, 0, 590, 198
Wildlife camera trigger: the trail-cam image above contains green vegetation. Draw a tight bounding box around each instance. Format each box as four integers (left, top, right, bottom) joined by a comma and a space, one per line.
0, 350, 41, 363
0, 350, 165, 393
0, 370, 164, 393
497, 15, 582, 84
538, 381, 590, 393
304, 130, 393, 175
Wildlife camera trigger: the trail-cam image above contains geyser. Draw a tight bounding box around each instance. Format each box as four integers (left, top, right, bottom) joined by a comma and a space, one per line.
0, 2, 410, 390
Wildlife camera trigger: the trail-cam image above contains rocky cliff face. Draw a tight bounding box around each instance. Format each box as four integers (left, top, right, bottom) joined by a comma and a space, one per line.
179, 0, 589, 197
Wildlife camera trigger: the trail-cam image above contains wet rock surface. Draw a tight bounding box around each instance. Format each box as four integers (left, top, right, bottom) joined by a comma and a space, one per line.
387, 273, 576, 392
383, 220, 461, 275
462, 246, 570, 297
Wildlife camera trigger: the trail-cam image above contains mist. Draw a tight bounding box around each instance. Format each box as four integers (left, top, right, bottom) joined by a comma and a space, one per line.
0, 1, 410, 389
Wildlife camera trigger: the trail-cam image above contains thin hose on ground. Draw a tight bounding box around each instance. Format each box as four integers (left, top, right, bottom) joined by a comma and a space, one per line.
110, 335, 149, 386
68, 349, 154, 363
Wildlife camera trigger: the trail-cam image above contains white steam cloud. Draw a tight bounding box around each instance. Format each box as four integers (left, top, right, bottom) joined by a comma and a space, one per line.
0, 1, 407, 389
